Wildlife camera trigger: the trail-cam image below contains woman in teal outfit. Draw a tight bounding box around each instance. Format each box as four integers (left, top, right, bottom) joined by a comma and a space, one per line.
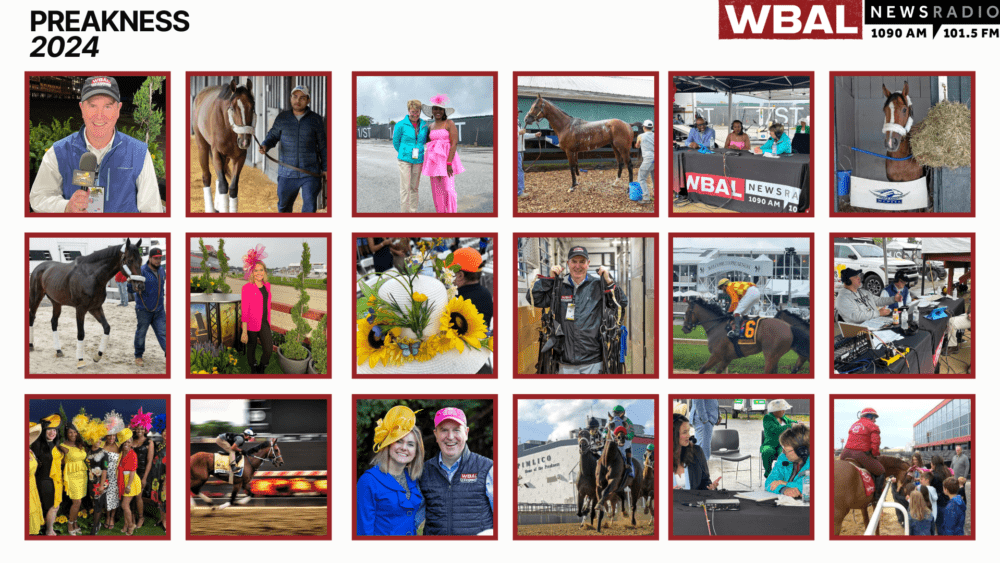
761, 399, 795, 478
759, 122, 792, 155
765, 424, 810, 498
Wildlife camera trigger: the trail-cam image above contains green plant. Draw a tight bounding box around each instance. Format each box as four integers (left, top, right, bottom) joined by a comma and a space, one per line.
190, 342, 238, 374
215, 238, 231, 293
279, 243, 312, 361
310, 315, 327, 374
196, 238, 216, 293
131, 76, 165, 179
28, 116, 77, 179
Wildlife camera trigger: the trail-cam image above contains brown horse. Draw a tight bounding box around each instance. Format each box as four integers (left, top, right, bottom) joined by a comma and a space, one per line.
28, 239, 145, 369
882, 82, 925, 182
193, 78, 256, 213
576, 433, 600, 528
833, 455, 912, 536
681, 298, 809, 374
189, 438, 284, 510
523, 94, 633, 193
639, 448, 655, 523
595, 427, 637, 532
776, 309, 809, 332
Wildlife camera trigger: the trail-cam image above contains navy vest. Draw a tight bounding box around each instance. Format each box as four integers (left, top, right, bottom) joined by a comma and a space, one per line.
419, 448, 493, 535
52, 128, 148, 213
884, 283, 909, 310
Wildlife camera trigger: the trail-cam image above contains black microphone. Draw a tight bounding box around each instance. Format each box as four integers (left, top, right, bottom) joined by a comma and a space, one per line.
72, 152, 98, 188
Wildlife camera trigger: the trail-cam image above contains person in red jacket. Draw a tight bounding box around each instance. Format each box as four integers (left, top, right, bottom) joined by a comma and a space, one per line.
840, 407, 885, 485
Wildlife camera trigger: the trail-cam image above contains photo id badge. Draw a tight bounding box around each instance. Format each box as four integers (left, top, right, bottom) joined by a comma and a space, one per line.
566, 303, 576, 321
412, 148, 420, 159
87, 187, 105, 213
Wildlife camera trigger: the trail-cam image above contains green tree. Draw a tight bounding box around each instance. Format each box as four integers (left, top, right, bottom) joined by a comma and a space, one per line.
131, 76, 166, 179
215, 238, 231, 293
389, 120, 396, 128
191, 420, 242, 437
310, 314, 327, 374
357, 115, 374, 126
197, 237, 214, 293
280, 242, 312, 361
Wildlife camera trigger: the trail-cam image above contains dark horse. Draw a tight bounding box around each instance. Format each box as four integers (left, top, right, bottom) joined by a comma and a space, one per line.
833, 455, 912, 535
28, 239, 145, 369
190, 438, 284, 510
594, 426, 643, 531
681, 298, 809, 374
639, 447, 655, 523
193, 77, 256, 213
575, 432, 600, 528
776, 309, 810, 332
882, 82, 925, 182
523, 94, 633, 193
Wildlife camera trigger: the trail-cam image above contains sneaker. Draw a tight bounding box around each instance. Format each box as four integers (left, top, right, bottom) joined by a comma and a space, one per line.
134, 358, 144, 367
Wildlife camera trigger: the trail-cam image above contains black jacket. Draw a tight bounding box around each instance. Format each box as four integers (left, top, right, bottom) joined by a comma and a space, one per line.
679, 444, 713, 490
529, 274, 628, 366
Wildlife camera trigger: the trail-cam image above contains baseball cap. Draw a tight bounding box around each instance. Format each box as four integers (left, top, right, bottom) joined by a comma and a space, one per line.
81, 76, 121, 103
148, 247, 164, 258
840, 267, 862, 284
643, 119, 654, 128
434, 407, 467, 427
452, 247, 483, 272
292, 85, 311, 97
567, 246, 589, 260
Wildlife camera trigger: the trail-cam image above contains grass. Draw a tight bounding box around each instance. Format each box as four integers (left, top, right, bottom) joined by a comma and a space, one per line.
671, 341, 809, 374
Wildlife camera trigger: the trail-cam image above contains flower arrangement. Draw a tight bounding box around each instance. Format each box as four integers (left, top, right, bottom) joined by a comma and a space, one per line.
356, 239, 492, 368
190, 341, 239, 374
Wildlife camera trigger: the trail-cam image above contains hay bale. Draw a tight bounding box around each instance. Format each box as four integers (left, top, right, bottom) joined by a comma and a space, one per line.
910, 101, 971, 168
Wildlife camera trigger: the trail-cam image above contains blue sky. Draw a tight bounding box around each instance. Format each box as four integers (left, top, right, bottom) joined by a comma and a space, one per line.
517, 399, 655, 443
833, 399, 942, 449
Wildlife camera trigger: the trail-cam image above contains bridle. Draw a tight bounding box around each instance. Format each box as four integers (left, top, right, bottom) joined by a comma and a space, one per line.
683, 303, 728, 334
118, 243, 145, 284
227, 96, 256, 136
882, 93, 913, 137
521, 100, 547, 172
248, 442, 283, 466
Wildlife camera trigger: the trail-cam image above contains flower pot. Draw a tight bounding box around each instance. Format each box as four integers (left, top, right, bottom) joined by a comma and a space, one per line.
276, 348, 311, 375
307, 360, 317, 374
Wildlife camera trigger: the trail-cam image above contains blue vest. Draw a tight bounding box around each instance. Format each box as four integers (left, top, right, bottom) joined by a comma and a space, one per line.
52, 128, 148, 213
418, 448, 493, 535
884, 283, 909, 310
135, 263, 165, 313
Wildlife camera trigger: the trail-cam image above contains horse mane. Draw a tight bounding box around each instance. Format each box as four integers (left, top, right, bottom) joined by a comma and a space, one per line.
689, 297, 726, 317
244, 441, 269, 455
75, 244, 121, 265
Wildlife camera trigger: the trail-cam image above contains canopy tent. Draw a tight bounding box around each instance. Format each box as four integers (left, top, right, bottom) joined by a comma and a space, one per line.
673, 75, 811, 101
762, 279, 810, 296
921, 238, 971, 262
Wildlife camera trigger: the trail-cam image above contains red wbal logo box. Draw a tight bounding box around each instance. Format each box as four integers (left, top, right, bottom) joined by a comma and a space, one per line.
718, 0, 863, 39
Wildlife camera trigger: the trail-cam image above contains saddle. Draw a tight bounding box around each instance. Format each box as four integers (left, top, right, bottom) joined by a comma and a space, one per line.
727, 316, 760, 354
214, 453, 245, 477
844, 459, 876, 497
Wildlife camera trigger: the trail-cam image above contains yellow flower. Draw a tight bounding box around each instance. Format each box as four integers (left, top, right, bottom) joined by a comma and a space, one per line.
438, 297, 488, 352
56, 515, 68, 524
366, 295, 377, 306
412, 292, 428, 303
357, 319, 401, 368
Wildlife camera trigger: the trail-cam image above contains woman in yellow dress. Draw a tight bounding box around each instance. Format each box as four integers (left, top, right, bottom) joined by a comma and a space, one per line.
116, 429, 141, 535
28, 422, 43, 535
59, 415, 90, 535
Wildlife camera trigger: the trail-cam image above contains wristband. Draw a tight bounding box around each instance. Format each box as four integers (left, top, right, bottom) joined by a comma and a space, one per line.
447, 161, 453, 166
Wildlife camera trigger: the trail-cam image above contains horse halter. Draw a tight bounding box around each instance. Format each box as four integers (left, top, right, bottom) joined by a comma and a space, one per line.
883, 93, 914, 137
118, 243, 145, 282
227, 98, 256, 135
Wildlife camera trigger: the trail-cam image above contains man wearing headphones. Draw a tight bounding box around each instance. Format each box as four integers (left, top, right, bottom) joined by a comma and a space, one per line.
765, 423, 810, 498
836, 268, 902, 323
634, 119, 654, 204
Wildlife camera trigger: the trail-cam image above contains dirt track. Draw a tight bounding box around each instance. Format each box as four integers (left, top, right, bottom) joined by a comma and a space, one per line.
838, 488, 906, 536
190, 506, 327, 536
518, 168, 655, 214
518, 518, 655, 536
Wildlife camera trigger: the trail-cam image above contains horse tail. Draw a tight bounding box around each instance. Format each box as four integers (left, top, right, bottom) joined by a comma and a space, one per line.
791, 325, 810, 359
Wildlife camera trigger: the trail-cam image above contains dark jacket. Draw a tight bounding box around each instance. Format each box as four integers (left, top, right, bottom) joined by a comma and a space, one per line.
458, 283, 493, 328
52, 128, 147, 212
135, 262, 165, 313
418, 447, 493, 535
261, 108, 327, 178
529, 274, 628, 366
677, 444, 713, 490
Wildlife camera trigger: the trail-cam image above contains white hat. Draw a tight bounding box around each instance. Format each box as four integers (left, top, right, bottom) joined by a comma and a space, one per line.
768, 399, 792, 413
643, 119, 654, 129
422, 94, 456, 118
292, 85, 310, 97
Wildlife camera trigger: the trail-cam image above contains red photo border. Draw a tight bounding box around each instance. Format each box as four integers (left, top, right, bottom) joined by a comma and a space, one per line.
829, 232, 975, 379
352, 233, 499, 379
185, 394, 332, 540
512, 233, 659, 379
666, 71, 816, 218
828, 394, 975, 540
668, 232, 815, 379
25, 232, 171, 379
512, 394, 659, 540
828, 71, 976, 218
25, 394, 172, 540
24, 71, 172, 218
351, 394, 499, 540
184, 71, 333, 218
351, 71, 499, 218
185, 232, 332, 379
668, 393, 815, 540
512, 71, 660, 218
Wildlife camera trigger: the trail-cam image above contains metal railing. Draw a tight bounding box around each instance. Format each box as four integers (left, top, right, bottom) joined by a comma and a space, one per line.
864, 478, 909, 535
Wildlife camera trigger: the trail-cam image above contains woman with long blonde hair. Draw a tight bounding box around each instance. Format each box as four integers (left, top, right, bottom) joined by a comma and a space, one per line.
240, 245, 273, 373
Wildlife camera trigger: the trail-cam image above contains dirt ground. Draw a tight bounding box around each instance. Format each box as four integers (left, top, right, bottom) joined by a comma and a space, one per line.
518, 168, 655, 214
188, 137, 326, 214
29, 300, 166, 375
518, 518, 655, 536
190, 506, 327, 536
839, 489, 906, 536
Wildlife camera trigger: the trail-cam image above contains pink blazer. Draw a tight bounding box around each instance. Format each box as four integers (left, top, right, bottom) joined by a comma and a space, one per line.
241, 282, 272, 332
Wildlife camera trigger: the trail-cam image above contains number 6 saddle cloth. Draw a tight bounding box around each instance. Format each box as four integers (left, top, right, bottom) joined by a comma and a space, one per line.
733, 317, 761, 345
213, 453, 245, 477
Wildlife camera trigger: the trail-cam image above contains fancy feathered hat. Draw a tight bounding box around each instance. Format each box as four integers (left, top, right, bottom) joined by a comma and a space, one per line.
373, 405, 422, 453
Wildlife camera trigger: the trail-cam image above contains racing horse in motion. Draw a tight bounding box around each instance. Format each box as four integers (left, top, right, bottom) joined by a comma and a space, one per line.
523, 94, 633, 193
882, 81, 925, 182
638, 447, 655, 523
593, 422, 644, 531
190, 437, 284, 510
28, 239, 145, 369
193, 77, 256, 213
681, 297, 809, 374
575, 430, 601, 528
833, 455, 912, 535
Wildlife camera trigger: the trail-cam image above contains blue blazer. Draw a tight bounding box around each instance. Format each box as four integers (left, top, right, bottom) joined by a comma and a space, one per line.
356, 465, 423, 536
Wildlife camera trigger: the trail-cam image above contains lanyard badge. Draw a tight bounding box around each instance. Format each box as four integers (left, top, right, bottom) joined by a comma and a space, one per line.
566, 302, 576, 321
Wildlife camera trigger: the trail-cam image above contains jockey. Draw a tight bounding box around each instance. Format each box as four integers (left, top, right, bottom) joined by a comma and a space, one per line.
609, 405, 635, 478
587, 417, 602, 451
719, 278, 760, 338
216, 428, 256, 469
839, 408, 885, 491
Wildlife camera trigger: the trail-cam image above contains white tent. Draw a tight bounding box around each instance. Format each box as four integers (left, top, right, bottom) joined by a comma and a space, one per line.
921, 238, 971, 256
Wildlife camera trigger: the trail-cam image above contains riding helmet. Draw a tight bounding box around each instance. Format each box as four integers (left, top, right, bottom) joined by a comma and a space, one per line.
860, 407, 879, 419
613, 405, 625, 415
718, 278, 730, 288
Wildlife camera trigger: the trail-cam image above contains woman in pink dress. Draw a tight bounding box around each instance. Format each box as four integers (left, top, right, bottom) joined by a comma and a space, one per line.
421, 94, 465, 213
723, 120, 752, 151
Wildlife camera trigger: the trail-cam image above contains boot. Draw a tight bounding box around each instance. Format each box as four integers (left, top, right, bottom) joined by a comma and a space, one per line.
202, 187, 215, 213
874, 473, 886, 498
214, 190, 229, 213
727, 315, 741, 338
626, 452, 634, 478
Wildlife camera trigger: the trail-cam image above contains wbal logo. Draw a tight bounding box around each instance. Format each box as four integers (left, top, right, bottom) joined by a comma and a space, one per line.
718, 0, 864, 39
871, 188, 908, 204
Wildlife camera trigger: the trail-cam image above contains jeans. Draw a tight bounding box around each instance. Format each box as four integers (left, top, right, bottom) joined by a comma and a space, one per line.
559, 361, 602, 374
693, 420, 714, 461
638, 162, 654, 200
517, 152, 525, 196
277, 176, 320, 213
134, 308, 166, 358
117, 281, 129, 305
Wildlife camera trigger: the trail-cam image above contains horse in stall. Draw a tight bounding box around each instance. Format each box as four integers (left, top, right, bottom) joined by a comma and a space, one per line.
882, 82, 925, 182
681, 297, 809, 374
523, 94, 633, 193
575, 432, 600, 528
193, 78, 256, 213
833, 455, 912, 535
639, 447, 655, 523
190, 437, 284, 510
28, 239, 145, 369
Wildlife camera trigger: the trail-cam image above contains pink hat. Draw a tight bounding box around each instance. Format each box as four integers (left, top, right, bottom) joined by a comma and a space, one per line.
434, 407, 467, 428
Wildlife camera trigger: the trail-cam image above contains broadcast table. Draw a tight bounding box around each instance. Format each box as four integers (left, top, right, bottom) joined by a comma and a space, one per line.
674, 149, 810, 213
672, 489, 810, 537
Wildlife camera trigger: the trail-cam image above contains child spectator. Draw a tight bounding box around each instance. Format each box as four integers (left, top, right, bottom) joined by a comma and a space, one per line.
907, 483, 934, 536
918, 472, 939, 534
939, 477, 966, 536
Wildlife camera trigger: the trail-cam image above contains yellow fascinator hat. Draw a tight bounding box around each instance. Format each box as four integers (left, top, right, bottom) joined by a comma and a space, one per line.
116, 428, 133, 447
373, 406, 422, 453
82, 417, 109, 446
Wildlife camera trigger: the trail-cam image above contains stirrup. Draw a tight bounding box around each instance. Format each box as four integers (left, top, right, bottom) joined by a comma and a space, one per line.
727, 330, 739, 338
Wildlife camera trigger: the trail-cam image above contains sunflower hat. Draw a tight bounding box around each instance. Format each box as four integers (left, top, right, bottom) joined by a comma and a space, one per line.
373, 406, 423, 453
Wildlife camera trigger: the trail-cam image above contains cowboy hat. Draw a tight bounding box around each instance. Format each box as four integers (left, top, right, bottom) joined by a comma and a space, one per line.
373, 406, 422, 453
422, 94, 455, 118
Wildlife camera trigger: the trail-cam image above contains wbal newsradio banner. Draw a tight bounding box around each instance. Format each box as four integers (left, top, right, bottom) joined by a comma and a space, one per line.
718, 0, 1000, 40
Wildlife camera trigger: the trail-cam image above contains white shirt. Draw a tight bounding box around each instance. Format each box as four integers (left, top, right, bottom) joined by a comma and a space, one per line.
673, 466, 691, 490
29, 129, 163, 213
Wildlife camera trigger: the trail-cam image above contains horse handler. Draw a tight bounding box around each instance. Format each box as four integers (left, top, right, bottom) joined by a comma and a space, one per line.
134, 247, 166, 368
635, 119, 654, 203
258, 85, 328, 213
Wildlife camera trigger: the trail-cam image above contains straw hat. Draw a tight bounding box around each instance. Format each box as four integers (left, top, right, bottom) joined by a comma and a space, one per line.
422, 94, 455, 118
29, 422, 42, 445
373, 406, 422, 453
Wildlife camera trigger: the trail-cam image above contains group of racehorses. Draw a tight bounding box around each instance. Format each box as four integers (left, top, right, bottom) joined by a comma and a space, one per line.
575, 420, 654, 532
